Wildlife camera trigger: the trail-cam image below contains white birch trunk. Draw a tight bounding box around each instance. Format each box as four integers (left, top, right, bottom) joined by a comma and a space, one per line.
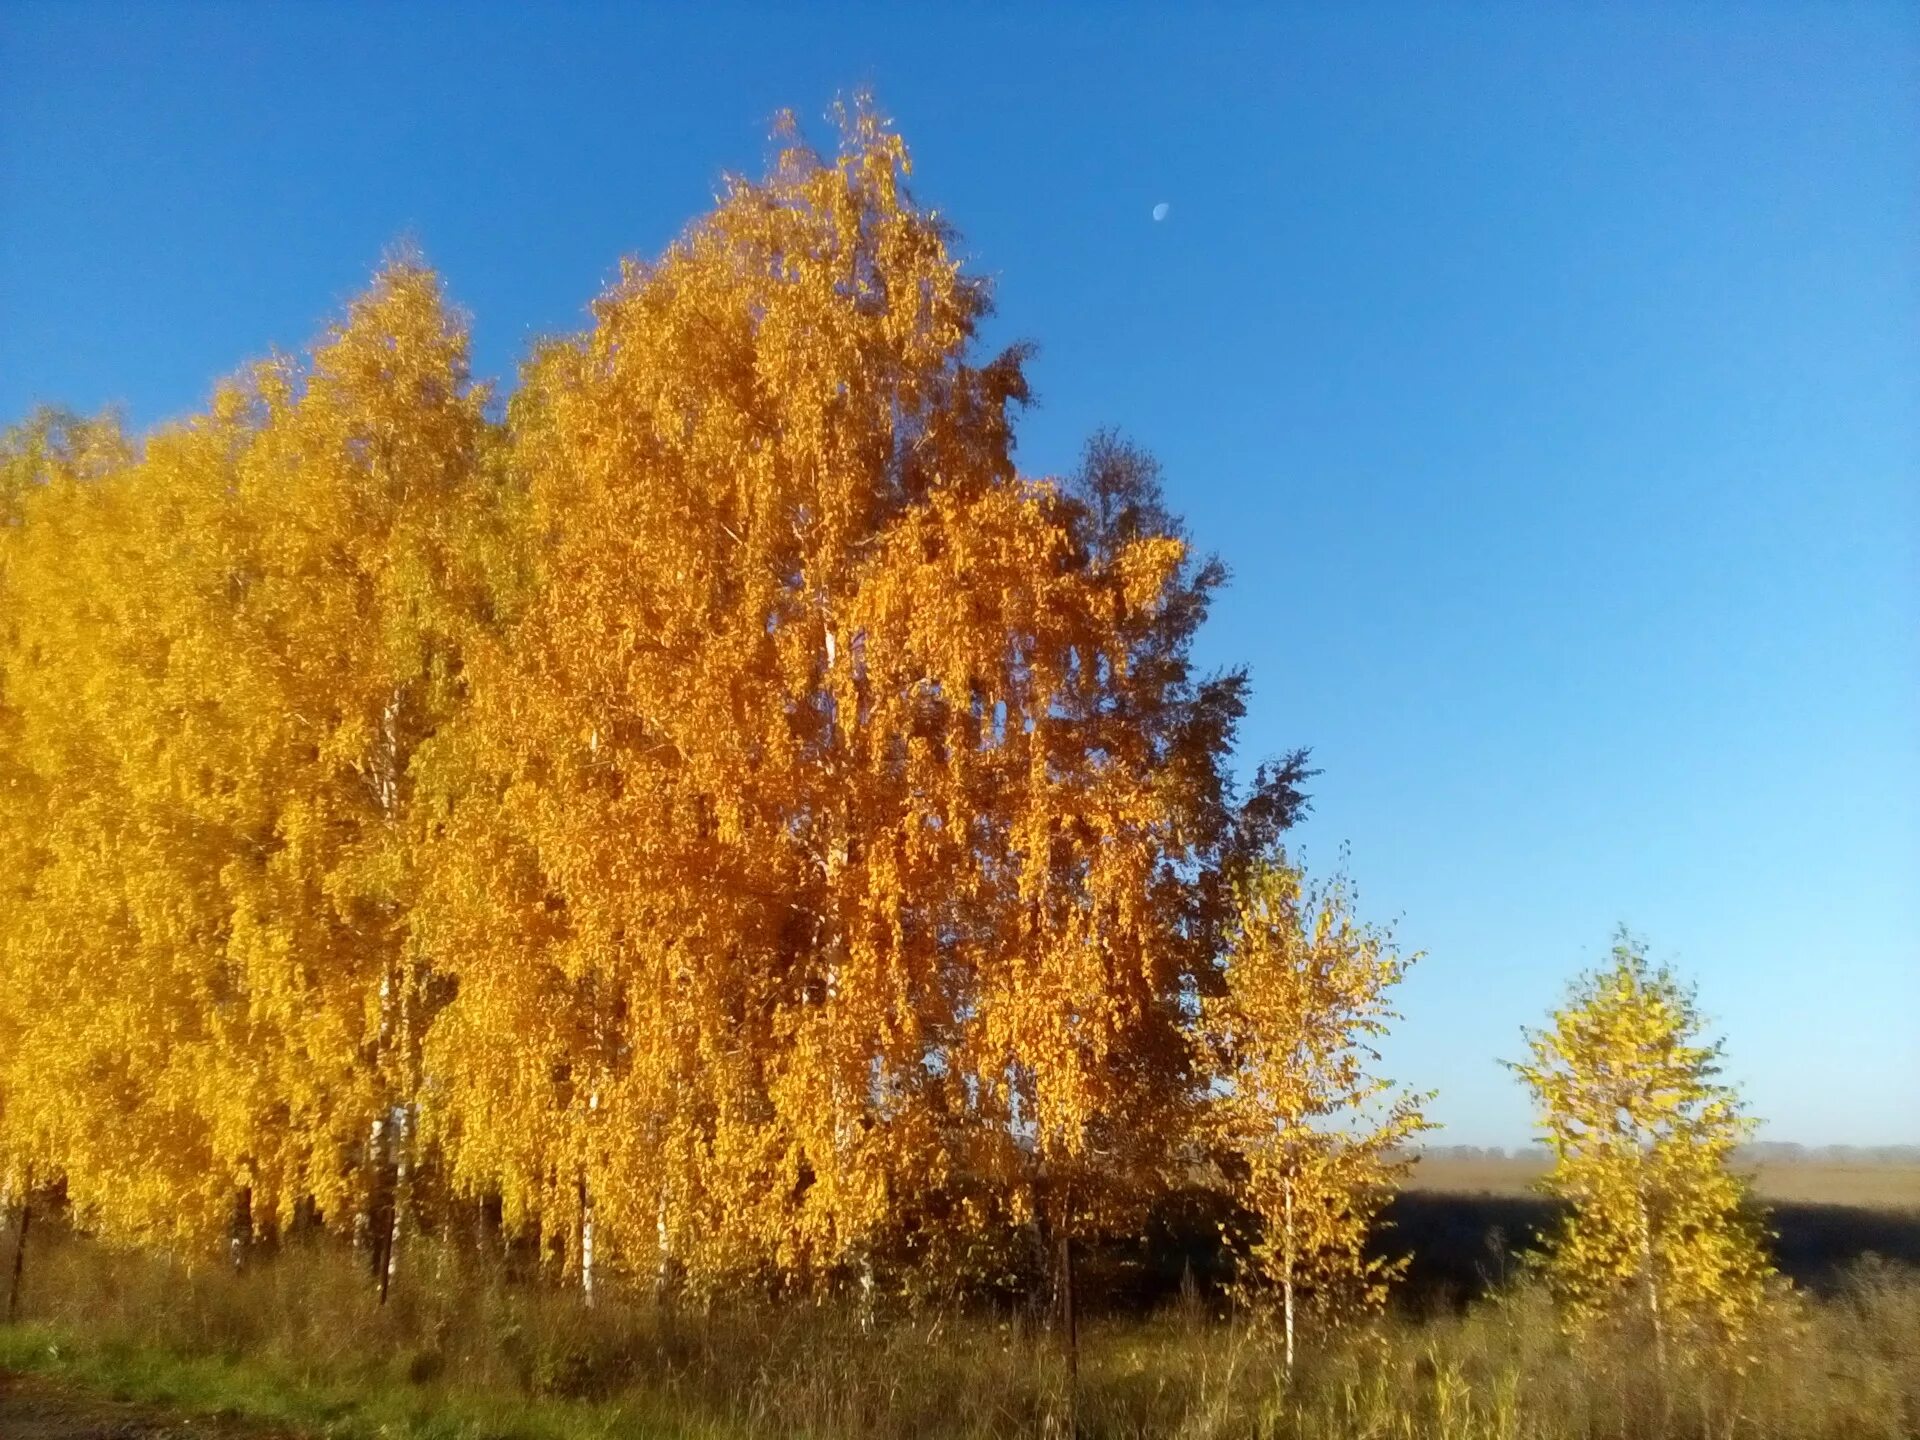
1638, 1192, 1665, 1369
655, 1188, 671, 1300
581, 1089, 599, 1306
366, 1110, 385, 1250
373, 689, 407, 1301
580, 1183, 596, 1308
1282, 1173, 1297, 1374
385, 1102, 410, 1293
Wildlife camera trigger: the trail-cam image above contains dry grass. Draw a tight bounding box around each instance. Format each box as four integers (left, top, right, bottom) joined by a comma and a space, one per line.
2, 1218, 1917, 1439
1408, 1156, 1920, 1211
1741, 1164, 1920, 1211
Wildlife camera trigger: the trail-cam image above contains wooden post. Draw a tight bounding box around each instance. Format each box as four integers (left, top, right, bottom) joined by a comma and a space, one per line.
6, 1164, 33, 1324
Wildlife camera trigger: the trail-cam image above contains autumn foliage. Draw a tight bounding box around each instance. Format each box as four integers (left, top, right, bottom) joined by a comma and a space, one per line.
1509, 931, 1782, 1358
0, 107, 1780, 1350
1205, 858, 1433, 1365
0, 108, 1330, 1297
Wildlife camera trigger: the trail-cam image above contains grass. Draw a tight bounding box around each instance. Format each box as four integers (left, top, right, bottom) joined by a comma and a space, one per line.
1407, 1157, 1920, 1211
1384, 1161, 1920, 1309
4, 1214, 1920, 1439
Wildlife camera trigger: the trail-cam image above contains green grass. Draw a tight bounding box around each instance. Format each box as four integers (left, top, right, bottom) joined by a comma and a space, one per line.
4, 1222, 1919, 1438
0, 1322, 704, 1440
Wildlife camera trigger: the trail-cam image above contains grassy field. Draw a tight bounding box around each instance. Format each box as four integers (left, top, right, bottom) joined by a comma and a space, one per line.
2, 1208, 1918, 1440
1383, 1157, 1920, 1311
1408, 1156, 1920, 1210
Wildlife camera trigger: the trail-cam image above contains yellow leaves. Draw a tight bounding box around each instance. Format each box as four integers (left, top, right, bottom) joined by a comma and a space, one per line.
408, 104, 1267, 1289
0, 103, 1309, 1301
0, 259, 493, 1253
1510, 930, 1779, 1353
1206, 856, 1431, 1332
1115, 534, 1187, 618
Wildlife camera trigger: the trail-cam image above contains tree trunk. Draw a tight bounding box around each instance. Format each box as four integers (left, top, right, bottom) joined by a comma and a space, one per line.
1642, 1223, 1665, 1371
1060, 1227, 1078, 1379
477, 1192, 504, 1260
1282, 1174, 1297, 1374
229, 1184, 254, 1273
1058, 1182, 1078, 1437
290, 1194, 320, 1241
383, 1102, 413, 1302
655, 1187, 672, 1301
370, 690, 408, 1308
1637, 1188, 1665, 1372
368, 1111, 396, 1303
6, 1165, 32, 1324
579, 1172, 595, 1308
857, 1249, 876, 1334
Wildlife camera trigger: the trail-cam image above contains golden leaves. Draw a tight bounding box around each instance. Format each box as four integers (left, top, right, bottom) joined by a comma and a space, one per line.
0, 262, 492, 1249
1205, 857, 1432, 1342
419, 104, 1263, 1288
0, 104, 1307, 1303
1510, 931, 1781, 1354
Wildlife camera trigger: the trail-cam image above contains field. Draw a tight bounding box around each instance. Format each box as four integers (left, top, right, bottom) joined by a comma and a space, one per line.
1408, 1156, 1920, 1210
3, 1168, 1918, 1440
1386, 1157, 1920, 1312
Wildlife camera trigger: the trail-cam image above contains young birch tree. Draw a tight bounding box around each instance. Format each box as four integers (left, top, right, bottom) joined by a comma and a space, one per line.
1205, 857, 1430, 1371
1508, 930, 1778, 1362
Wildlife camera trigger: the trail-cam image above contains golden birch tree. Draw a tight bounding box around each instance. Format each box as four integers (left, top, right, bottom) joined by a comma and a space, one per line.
1204, 856, 1430, 1370
0, 405, 249, 1246
0, 263, 496, 1272
1508, 930, 1779, 1360
200, 260, 496, 1286
0, 103, 1318, 1306
421, 101, 1308, 1298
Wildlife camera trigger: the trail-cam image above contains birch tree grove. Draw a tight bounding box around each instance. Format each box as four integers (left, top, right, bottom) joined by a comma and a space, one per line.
0, 103, 1346, 1302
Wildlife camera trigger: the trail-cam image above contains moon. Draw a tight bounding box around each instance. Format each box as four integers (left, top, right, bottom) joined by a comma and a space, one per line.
1151, 202, 1171, 222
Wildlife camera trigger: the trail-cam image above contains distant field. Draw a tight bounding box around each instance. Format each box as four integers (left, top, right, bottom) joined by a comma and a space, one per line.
1409, 1155, 1920, 1211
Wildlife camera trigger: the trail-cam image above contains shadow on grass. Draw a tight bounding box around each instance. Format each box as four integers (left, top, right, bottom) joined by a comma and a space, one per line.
1064, 1187, 1920, 1315
1383, 1192, 1920, 1310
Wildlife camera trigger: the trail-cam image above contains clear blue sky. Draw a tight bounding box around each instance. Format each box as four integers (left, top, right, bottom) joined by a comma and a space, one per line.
4, 4, 1914, 1145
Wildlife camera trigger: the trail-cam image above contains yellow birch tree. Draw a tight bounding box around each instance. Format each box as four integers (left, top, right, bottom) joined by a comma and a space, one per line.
0, 405, 251, 1246
0, 263, 496, 1274
421, 101, 1309, 1299
1204, 856, 1431, 1370
1508, 930, 1779, 1361
204, 260, 496, 1288
0, 103, 1318, 1310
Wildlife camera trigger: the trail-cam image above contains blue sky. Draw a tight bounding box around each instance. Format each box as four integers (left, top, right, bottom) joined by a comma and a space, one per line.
4, 4, 1914, 1144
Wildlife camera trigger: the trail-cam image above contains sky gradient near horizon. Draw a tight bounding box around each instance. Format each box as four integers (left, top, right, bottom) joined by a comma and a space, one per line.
4, 3, 1915, 1144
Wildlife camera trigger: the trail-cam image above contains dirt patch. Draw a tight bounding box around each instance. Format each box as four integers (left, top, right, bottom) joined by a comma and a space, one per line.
0, 1371, 291, 1439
